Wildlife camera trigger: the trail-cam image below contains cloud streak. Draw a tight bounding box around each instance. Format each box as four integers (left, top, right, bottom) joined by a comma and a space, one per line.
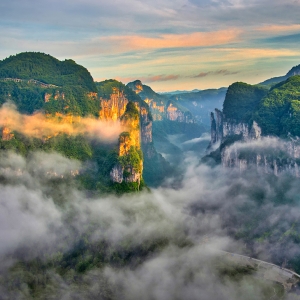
98, 29, 242, 52
192, 69, 240, 78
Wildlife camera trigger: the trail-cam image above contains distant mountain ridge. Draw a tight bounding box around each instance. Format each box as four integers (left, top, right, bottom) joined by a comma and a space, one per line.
159, 89, 201, 95
260, 63, 300, 86
127, 80, 195, 123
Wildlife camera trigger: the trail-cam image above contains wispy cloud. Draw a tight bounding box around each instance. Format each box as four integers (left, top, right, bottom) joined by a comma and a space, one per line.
192, 69, 240, 78
0, 103, 123, 142
257, 24, 300, 33
98, 29, 242, 52
116, 74, 180, 84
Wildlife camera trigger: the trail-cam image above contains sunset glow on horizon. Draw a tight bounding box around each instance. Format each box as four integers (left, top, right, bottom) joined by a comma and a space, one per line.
1, 0, 300, 91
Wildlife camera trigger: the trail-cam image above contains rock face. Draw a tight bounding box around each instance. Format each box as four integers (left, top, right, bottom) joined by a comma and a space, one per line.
127, 80, 195, 123
166, 102, 194, 123
146, 100, 165, 121
107, 101, 143, 188
208, 109, 300, 176
100, 87, 129, 121
109, 164, 123, 183
210, 109, 223, 146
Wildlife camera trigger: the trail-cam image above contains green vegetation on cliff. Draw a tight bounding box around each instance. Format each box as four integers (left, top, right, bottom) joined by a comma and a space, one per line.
0, 52, 101, 117
96, 79, 152, 118
127, 80, 170, 105
254, 75, 300, 136
97, 80, 144, 104
120, 101, 139, 121
0, 52, 96, 91
223, 82, 268, 123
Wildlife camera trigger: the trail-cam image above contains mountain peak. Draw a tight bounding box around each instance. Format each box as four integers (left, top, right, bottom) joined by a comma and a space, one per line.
286, 64, 300, 77
127, 80, 144, 94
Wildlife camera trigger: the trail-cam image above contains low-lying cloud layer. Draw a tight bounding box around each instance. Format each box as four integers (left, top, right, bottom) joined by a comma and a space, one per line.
1, 136, 300, 298
0, 103, 123, 141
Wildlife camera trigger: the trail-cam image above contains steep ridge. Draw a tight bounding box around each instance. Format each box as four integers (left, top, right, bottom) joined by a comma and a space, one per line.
207, 76, 300, 176
0, 52, 97, 91
260, 63, 300, 87
0, 52, 100, 116
97, 80, 173, 187
127, 80, 195, 123
167, 88, 227, 126
0, 53, 172, 192
127, 80, 208, 163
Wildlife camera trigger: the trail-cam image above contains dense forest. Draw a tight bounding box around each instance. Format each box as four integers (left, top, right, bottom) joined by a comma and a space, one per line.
222, 82, 268, 123
0, 52, 97, 91
255, 75, 300, 136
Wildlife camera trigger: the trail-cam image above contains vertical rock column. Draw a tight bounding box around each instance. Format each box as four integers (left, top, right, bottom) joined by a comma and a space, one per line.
110, 102, 143, 189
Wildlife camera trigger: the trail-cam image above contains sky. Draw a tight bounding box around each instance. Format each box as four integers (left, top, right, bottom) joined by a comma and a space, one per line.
0, 0, 300, 91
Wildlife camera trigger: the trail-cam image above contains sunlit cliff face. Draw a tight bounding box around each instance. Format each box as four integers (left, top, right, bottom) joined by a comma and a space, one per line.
100, 88, 129, 122
135, 84, 143, 93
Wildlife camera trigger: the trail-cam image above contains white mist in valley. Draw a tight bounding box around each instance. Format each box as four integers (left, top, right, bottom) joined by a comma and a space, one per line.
1, 141, 300, 299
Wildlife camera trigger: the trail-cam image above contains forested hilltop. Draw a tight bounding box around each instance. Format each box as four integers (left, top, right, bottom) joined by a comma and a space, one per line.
0, 52, 96, 91
0, 52, 100, 116
207, 73, 300, 177
0, 52, 174, 193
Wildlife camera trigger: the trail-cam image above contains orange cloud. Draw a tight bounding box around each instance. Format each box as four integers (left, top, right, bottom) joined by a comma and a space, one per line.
0, 104, 123, 142
221, 48, 300, 59
100, 29, 242, 51
257, 24, 300, 33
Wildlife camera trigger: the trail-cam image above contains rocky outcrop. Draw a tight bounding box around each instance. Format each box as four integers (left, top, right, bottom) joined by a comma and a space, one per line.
108, 102, 144, 188
140, 107, 152, 144
2, 127, 14, 141
100, 87, 129, 121
109, 130, 143, 188
208, 108, 300, 176
221, 139, 300, 176
98, 82, 170, 188
44, 91, 65, 102
110, 164, 125, 183
127, 80, 196, 123
209, 109, 262, 148
145, 99, 165, 121
210, 109, 223, 147
131, 102, 156, 159
166, 102, 194, 123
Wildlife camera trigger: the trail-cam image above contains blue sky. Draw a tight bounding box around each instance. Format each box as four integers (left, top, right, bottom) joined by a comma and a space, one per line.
1, 0, 300, 91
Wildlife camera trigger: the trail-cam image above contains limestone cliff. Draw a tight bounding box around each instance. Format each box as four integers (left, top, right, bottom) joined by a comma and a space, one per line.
166, 102, 194, 123
100, 87, 129, 121
127, 80, 195, 123
109, 102, 143, 189
207, 80, 300, 177
97, 80, 173, 187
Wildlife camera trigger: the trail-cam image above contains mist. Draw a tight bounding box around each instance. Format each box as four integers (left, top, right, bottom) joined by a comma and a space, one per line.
0, 103, 123, 142
1, 139, 300, 299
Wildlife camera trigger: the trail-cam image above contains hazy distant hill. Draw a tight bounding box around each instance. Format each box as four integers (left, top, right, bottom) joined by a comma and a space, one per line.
260, 63, 300, 87
168, 88, 227, 127
160, 89, 201, 95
